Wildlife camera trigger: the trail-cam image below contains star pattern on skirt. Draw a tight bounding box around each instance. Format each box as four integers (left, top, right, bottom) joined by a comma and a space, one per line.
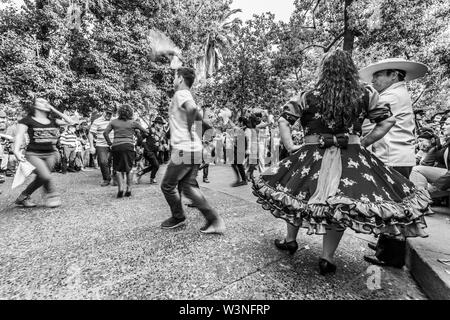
301, 167, 311, 177
312, 172, 320, 180
360, 194, 371, 203
283, 160, 292, 168
313, 151, 323, 162
299, 152, 308, 161
291, 169, 300, 177
297, 191, 308, 200
402, 184, 411, 194
341, 178, 357, 187
347, 158, 359, 169
271, 166, 280, 174
373, 193, 384, 202
359, 154, 370, 168
314, 113, 322, 119
362, 173, 376, 185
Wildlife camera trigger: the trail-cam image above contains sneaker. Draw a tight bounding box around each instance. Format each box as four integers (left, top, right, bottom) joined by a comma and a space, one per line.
111, 179, 118, 187
200, 218, 226, 234
203, 178, 210, 183
15, 196, 37, 208
45, 193, 62, 208
161, 217, 186, 229
5, 170, 14, 177
150, 178, 157, 185
0, 175, 5, 184
45, 195, 62, 208
100, 181, 110, 187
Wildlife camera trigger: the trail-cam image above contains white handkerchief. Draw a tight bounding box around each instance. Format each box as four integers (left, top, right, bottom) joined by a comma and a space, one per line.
12, 161, 35, 189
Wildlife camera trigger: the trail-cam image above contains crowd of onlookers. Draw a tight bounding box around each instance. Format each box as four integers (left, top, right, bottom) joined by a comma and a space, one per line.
1, 105, 450, 194
0, 108, 172, 187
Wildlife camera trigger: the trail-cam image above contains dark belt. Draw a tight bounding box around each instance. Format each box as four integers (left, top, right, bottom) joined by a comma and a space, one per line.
304, 134, 360, 149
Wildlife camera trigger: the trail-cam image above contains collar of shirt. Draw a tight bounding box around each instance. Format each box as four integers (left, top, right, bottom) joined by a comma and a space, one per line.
383, 81, 407, 93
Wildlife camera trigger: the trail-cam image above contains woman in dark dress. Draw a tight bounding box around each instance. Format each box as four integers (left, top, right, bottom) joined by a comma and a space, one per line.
104, 105, 148, 198
252, 50, 431, 275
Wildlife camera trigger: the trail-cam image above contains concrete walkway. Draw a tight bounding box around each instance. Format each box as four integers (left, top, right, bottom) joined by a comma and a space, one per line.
0, 165, 426, 300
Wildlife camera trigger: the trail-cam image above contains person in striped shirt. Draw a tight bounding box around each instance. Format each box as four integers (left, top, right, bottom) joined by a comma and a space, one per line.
60, 124, 78, 173
89, 107, 115, 186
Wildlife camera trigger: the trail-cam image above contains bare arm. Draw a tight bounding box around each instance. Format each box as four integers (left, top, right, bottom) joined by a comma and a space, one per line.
136, 122, 149, 136
103, 123, 113, 146
182, 100, 199, 140
88, 132, 95, 152
13, 124, 27, 162
49, 106, 76, 125
361, 116, 396, 148
279, 117, 301, 154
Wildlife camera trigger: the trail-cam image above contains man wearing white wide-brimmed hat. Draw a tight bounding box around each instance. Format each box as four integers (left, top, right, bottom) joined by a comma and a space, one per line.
360, 58, 429, 269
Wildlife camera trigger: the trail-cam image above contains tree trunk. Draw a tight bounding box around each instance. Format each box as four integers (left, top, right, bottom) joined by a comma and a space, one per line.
36, 0, 51, 58
343, 0, 354, 53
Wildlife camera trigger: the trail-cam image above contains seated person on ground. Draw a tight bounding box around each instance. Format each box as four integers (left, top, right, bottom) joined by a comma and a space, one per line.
410, 125, 450, 194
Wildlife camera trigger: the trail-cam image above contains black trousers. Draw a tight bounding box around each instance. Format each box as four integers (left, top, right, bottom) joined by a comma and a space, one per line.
374, 166, 413, 268
140, 151, 160, 179
202, 163, 209, 179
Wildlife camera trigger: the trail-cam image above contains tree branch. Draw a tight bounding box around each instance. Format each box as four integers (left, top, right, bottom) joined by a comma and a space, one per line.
413, 88, 429, 106
325, 31, 345, 52
299, 31, 345, 54
299, 44, 326, 53
299, 0, 323, 30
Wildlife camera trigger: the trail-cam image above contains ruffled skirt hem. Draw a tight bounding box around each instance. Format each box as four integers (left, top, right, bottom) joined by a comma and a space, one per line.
252, 179, 431, 239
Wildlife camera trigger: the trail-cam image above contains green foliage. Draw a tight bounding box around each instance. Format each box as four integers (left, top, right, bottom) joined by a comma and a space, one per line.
0, 0, 234, 117
1, 0, 449, 121
197, 0, 450, 119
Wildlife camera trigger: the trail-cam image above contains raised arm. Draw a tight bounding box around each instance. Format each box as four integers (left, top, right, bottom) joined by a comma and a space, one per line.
135, 122, 149, 137
49, 106, 76, 126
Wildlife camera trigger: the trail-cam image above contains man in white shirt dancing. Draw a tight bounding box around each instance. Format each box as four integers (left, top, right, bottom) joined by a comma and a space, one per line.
160, 67, 225, 234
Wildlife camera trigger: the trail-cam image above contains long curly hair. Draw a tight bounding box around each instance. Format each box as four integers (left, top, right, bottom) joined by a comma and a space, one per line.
315, 49, 366, 128
118, 104, 134, 121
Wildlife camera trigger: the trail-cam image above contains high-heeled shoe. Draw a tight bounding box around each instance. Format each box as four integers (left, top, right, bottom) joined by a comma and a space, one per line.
117, 191, 124, 198
274, 239, 298, 255
319, 258, 337, 276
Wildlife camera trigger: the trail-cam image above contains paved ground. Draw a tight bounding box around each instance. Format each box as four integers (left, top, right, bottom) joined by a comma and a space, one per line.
0, 165, 427, 300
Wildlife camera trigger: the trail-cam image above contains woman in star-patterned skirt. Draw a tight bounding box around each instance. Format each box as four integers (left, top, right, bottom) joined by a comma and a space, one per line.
252, 50, 431, 276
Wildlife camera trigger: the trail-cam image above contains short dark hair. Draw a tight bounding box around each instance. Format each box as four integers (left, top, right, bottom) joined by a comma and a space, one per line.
118, 105, 134, 121
176, 68, 196, 88
386, 69, 406, 82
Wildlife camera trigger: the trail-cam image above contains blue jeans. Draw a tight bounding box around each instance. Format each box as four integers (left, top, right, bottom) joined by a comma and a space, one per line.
161, 154, 219, 223
96, 146, 112, 181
